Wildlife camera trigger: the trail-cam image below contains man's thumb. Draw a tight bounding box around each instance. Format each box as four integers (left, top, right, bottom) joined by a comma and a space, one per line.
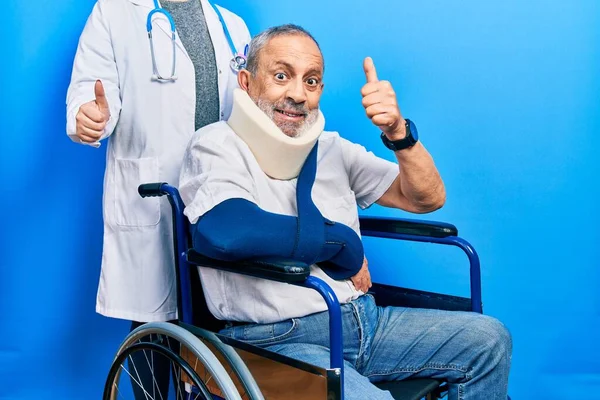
363, 57, 379, 83
94, 80, 109, 114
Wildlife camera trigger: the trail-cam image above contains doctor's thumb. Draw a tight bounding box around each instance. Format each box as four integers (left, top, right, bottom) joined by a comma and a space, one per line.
94, 80, 110, 116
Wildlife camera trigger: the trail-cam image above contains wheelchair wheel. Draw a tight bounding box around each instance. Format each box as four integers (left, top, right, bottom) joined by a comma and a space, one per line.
103, 322, 245, 400
191, 327, 264, 400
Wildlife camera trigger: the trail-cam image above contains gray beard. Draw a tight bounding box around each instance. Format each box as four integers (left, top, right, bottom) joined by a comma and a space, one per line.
255, 98, 319, 138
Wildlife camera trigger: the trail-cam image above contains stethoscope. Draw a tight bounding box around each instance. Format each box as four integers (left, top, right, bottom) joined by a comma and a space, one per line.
146, 0, 248, 82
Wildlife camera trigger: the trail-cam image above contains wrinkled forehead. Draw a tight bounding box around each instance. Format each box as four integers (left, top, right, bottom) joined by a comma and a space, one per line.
259, 35, 324, 75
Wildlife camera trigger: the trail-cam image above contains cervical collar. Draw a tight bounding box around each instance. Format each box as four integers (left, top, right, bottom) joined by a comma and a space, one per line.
227, 88, 325, 180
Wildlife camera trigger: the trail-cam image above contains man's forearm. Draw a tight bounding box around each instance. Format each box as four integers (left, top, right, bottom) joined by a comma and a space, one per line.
395, 141, 445, 212
377, 141, 446, 213
193, 198, 365, 279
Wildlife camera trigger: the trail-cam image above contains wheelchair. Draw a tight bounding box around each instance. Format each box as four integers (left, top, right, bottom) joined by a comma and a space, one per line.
103, 182, 485, 400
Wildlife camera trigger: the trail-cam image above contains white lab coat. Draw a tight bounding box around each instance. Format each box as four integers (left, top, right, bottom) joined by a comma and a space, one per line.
66, 0, 250, 322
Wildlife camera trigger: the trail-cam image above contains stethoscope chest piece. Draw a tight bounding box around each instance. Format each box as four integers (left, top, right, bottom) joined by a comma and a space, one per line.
230, 54, 247, 73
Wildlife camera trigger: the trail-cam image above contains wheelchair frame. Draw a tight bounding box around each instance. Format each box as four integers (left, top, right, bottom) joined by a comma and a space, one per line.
104, 182, 483, 400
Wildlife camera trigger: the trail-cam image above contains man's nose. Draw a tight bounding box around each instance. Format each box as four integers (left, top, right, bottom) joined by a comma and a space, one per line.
286, 78, 307, 104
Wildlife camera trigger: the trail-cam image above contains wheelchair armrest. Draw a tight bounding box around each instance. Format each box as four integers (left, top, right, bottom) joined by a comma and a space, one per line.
186, 250, 311, 283
359, 216, 458, 238
359, 216, 483, 314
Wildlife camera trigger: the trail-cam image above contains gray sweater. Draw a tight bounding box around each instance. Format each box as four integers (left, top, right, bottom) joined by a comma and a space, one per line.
162, 0, 220, 131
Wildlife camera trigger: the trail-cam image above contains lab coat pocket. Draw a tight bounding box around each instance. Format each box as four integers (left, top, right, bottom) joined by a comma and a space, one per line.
114, 157, 161, 227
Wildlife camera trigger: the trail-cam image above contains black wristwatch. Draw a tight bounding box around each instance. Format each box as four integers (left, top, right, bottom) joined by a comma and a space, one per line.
380, 119, 419, 151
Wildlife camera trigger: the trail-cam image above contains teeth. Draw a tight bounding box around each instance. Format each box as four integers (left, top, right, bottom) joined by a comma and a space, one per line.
280, 111, 301, 117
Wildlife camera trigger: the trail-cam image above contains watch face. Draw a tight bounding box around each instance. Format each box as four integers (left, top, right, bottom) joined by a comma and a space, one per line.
407, 119, 418, 141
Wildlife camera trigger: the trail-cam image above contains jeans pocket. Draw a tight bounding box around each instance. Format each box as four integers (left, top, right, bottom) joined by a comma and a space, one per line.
230, 319, 299, 346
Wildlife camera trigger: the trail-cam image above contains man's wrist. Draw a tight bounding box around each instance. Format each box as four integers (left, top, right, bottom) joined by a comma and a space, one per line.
384, 118, 407, 141
380, 119, 419, 152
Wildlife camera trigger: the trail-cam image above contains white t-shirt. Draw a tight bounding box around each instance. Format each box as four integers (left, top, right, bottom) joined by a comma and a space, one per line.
179, 121, 398, 323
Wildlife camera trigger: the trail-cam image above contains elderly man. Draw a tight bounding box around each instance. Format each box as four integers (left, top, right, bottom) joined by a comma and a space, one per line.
179, 24, 511, 400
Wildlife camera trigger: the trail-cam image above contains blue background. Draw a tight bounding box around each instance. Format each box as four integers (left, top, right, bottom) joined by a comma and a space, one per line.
2, 0, 599, 398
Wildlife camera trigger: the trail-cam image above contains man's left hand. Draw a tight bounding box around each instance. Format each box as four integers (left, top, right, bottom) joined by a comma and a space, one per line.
361, 57, 406, 140
351, 257, 372, 293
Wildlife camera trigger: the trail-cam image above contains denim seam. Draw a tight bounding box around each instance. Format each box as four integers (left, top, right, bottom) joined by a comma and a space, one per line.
239, 318, 298, 345
351, 301, 365, 370
358, 294, 378, 372
365, 362, 471, 378
353, 304, 364, 351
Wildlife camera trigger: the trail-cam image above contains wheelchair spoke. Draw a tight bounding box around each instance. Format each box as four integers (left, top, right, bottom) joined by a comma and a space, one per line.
123, 357, 156, 400
138, 337, 164, 400
149, 336, 157, 400
190, 358, 204, 400
105, 324, 247, 400
172, 360, 184, 400
191, 389, 202, 400
163, 335, 185, 400
192, 355, 206, 386
112, 380, 126, 400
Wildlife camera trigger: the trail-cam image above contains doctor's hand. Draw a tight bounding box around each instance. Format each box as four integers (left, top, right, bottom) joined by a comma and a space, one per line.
75, 80, 110, 144
351, 257, 372, 293
361, 57, 406, 140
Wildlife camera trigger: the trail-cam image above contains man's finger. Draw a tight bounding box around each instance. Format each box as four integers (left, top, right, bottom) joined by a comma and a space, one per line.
363, 57, 379, 83
94, 80, 110, 113
360, 83, 379, 98
77, 131, 101, 143
364, 103, 388, 119
362, 92, 384, 108
79, 125, 103, 140
77, 112, 107, 131
82, 104, 108, 123
371, 113, 397, 127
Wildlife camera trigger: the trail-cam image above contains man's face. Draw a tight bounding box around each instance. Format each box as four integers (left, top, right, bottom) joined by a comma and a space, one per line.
240, 34, 324, 137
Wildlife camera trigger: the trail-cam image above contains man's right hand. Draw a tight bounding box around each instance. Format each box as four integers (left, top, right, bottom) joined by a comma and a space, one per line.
75, 80, 110, 144
351, 257, 372, 293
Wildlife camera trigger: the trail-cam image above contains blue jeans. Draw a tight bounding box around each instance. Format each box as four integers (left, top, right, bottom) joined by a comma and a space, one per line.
220, 294, 511, 400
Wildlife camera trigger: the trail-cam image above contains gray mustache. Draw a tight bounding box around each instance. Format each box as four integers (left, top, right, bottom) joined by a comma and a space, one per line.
274, 99, 308, 114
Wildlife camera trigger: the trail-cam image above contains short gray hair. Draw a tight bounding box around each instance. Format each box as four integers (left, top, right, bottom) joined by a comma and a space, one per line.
245, 24, 323, 76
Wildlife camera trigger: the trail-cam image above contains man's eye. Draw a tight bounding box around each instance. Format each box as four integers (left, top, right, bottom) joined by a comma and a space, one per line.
275, 73, 287, 80
306, 78, 319, 86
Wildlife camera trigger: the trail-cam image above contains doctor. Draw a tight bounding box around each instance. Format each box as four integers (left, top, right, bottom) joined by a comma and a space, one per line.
66, 0, 250, 396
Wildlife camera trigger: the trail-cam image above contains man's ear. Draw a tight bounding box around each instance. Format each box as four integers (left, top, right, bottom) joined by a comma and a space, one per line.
238, 69, 251, 92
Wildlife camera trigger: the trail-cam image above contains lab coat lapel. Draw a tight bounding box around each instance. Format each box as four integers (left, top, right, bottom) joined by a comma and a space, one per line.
201, 0, 230, 69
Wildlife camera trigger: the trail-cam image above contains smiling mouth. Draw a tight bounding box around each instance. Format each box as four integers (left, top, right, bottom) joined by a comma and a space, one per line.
275, 109, 306, 119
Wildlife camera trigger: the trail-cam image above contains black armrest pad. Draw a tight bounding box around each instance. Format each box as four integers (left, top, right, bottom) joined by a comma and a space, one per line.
186, 250, 310, 283
359, 216, 458, 238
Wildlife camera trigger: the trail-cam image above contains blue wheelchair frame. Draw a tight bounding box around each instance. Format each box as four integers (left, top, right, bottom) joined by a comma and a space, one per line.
140, 182, 483, 400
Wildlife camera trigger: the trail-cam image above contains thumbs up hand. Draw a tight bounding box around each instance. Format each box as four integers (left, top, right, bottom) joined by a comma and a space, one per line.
75, 80, 111, 144
360, 57, 406, 140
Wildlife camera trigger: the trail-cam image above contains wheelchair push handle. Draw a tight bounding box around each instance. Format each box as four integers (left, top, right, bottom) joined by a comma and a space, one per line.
138, 182, 169, 198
